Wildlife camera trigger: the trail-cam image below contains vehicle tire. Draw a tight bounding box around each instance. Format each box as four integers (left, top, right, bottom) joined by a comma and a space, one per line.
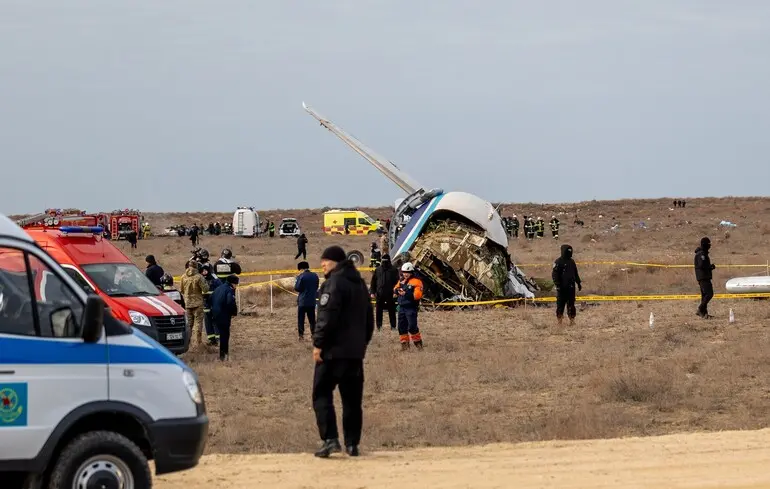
48, 430, 151, 489
347, 250, 365, 267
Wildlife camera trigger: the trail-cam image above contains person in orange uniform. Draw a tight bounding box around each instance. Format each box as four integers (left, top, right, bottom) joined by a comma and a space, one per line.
394, 262, 424, 350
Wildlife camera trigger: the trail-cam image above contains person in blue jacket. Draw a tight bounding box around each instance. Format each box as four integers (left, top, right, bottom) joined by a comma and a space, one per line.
211, 274, 239, 361
294, 261, 320, 340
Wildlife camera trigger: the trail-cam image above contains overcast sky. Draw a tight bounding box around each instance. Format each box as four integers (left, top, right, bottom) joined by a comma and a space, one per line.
2, 1, 769, 215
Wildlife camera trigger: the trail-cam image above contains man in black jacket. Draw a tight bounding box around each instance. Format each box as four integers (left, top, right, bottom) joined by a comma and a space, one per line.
552, 244, 582, 325
694, 237, 716, 318
312, 245, 374, 458
369, 254, 399, 331
145, 255, 164, 288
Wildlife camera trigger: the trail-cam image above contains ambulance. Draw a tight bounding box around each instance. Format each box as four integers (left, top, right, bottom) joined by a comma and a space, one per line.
22, 224, 190, 355
0, 213, 207, 488
322, 210, 382, 235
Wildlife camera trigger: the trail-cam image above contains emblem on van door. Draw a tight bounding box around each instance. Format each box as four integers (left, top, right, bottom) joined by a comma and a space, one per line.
170, 318, 176, 325
0, 383, 27, 426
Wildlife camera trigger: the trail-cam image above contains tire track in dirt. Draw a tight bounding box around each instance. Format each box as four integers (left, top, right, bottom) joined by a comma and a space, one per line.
157, 428, 770, 488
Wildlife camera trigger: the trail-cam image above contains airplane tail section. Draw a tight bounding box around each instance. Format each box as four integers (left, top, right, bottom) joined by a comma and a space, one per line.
302, 102, 422, 195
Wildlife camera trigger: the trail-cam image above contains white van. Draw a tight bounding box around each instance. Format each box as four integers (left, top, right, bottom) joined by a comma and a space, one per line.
232, 206, 260, 238
0, 213, 208, 488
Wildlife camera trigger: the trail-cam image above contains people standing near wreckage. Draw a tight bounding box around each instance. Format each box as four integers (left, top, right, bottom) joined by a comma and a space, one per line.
552, 244, 582, 326
512, 214, 520, 238
312, 245, 374, 458
536, 217, 545, 238
550, 216, 560, 240
394, 262, 424, 350
694, 237, 716, 319
181, 260, 209, 348
370, 254, 399, 331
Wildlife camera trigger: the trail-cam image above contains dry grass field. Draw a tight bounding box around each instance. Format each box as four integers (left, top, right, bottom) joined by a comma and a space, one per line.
17, 196, 770, 459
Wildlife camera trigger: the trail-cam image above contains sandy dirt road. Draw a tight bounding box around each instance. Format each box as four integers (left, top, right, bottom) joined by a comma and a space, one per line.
157, 428, 770, 489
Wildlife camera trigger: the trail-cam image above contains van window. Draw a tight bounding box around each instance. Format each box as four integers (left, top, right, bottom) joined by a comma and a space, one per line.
344, 218, 356, 228
62, 266, 95, 294
0, 247, 36, 336
81, 263, 160, 297
27, 256, 84, 338
358, 218, 371, 226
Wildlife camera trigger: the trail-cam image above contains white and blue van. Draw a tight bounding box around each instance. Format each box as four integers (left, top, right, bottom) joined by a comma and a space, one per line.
0, 212, 208, 488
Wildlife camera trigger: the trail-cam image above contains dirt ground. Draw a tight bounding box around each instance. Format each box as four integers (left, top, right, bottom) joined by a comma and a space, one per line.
155, 428, 770, 488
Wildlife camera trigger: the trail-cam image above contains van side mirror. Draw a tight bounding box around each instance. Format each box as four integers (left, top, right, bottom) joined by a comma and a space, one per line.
82, 293, 104, 343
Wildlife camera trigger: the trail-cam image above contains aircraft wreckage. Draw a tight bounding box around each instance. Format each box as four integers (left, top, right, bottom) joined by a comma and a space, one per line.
302, 102, 539, 303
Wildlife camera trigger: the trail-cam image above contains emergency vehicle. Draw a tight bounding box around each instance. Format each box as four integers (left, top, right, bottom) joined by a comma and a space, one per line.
232, 207, 260, 238
109, 209, 142, 241
323, 210, 382, 235
0, 213, 207, 489
21, 223, 190, 355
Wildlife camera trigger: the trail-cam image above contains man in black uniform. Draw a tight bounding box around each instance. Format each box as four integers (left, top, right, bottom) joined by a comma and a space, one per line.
312, 245, 374, 458
552, 244, 582, 325
694, 237, 716, 318
369, 253, 400, 330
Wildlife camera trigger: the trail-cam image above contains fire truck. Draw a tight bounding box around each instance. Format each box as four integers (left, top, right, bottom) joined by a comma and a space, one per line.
109, 208, 142, 240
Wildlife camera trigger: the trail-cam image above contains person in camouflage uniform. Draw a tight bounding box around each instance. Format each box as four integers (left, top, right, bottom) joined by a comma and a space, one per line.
180, 260, 209, 348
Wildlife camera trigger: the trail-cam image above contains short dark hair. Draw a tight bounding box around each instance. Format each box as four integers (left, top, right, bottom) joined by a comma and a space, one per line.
297, 261, 309, 270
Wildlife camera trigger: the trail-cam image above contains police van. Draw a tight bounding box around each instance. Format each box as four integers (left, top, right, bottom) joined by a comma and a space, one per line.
0, 213, 208, 488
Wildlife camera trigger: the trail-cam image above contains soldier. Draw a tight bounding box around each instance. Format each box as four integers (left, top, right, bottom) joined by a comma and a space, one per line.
694, 237, 715, 319
552, 244, 582, 325
394, 262, 424, 350
550, 216, 560, 239
512, 214, 520, 238
180, 260, 209, 348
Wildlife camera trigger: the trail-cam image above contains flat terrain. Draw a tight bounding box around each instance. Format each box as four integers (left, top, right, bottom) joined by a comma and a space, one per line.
156, 428, 770, 488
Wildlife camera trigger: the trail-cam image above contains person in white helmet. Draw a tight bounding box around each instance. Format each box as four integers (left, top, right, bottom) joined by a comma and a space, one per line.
393, 262, 424, 350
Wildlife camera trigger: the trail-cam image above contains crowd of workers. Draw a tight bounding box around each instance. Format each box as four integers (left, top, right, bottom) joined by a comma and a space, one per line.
502, 215, 561, 240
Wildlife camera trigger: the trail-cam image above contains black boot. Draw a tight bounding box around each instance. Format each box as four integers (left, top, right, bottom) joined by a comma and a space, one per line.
314, 439, 341, 458
345, 445, 360, 457
401, 342, 410, 351
414, 340, 423, 350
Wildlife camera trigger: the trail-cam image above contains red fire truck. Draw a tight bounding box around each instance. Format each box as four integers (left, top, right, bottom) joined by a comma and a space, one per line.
109, 209, 142, 240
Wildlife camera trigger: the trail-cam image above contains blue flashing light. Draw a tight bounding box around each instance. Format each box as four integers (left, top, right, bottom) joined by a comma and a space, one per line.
59, 226, 104, 235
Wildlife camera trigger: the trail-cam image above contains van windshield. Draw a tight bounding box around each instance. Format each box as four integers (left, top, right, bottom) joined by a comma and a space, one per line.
81, 263, 160, 297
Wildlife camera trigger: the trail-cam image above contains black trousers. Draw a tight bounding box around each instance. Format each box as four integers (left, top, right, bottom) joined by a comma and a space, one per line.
375, 298, 396, 330
312, 358, 364, 446
556, 286, 577, 318
295, 248, 307, 259
698, 279, 714, 316
215, 316, 231, 358
298, 306, 316, 336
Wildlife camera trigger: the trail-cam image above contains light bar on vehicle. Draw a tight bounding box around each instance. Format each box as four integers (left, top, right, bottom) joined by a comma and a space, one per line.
59, 226, 104, 235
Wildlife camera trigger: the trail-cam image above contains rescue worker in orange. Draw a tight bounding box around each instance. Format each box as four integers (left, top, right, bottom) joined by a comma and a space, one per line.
394, 262, 424, 350
180, 260, 209, 348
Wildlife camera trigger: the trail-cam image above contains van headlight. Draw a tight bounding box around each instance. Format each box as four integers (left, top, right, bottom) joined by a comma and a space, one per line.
182, 370, 202, 404
128, 310, 151, 327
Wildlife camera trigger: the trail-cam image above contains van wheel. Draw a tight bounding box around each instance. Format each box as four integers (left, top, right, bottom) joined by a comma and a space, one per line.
48, 431, 151, 489
347, 250, 365, 267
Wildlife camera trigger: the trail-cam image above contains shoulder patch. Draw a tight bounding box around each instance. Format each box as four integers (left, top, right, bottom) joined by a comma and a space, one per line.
319, 293, 330, 306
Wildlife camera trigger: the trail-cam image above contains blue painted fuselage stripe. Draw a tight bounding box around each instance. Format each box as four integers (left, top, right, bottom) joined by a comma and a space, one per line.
395, 194, 445, 255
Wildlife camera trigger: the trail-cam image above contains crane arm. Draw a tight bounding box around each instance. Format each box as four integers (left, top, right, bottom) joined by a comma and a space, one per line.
302, 102, 422, 195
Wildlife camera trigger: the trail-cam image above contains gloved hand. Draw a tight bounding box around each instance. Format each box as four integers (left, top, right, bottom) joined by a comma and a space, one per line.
578, 283, 582, 291
711, 264, 716, 270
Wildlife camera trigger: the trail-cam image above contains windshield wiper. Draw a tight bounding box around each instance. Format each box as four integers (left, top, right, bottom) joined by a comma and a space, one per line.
109, 293, 132, 298
130, 291, 158, 297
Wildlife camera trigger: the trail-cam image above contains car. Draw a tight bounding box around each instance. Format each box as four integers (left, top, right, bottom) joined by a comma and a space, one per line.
279, 218, 301, 238
0, 212, 207, 489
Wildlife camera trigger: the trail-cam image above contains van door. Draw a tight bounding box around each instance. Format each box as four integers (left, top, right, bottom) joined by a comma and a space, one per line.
0, 245, 108, 462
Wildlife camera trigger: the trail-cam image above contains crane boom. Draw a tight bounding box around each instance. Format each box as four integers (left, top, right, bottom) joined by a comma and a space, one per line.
302, 102, 422, 195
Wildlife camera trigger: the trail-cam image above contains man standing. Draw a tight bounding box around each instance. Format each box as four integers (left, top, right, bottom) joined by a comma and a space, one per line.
550, 216, 560, 239
394, 262, 424, 350
312, 246, 374, 458
552, 244, 582, 325
201, 263, 222, 347
295, 261, 320, 340
295, 233, 309, 260
180, 260, 209, 348
370, 254, 399, 331
211, 275, 239, 361
694, 237, 716, 319
144, 255, 164, 288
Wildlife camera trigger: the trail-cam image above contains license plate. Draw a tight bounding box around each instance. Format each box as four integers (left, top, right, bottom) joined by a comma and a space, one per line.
166, 332, 184, 340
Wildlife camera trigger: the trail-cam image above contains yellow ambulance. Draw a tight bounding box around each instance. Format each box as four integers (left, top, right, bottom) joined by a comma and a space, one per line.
323, 210, 382, 235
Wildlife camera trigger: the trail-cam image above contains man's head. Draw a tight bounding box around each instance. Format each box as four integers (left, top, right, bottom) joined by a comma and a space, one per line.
560, 244, 573, 260
145, 255, 156, 266
701, 237, 711, 251
297, 261, 309, 271
221, 248, 233, 259
226, 274, 239, 287
401, 262, 415, 278
320, 245, 346, 276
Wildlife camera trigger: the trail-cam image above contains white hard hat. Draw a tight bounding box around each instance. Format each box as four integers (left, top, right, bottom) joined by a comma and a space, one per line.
401, 262, 415, 272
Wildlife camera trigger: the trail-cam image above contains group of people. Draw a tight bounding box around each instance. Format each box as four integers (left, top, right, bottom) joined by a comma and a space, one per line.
502, 215, 561, 240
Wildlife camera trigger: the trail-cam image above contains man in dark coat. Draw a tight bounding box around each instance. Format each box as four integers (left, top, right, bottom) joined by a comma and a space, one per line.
295, 233, 309, 260
144, 255, 164, 288
294, 260, 319, 339
312, 246, 374, 458
552, 244, 582, 325
694, 237, 716, 318
369, 254, 400, 330
211, 275, 239, 361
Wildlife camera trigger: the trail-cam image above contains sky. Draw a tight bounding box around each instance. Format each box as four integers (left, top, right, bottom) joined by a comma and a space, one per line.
1, 1, 769, 215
